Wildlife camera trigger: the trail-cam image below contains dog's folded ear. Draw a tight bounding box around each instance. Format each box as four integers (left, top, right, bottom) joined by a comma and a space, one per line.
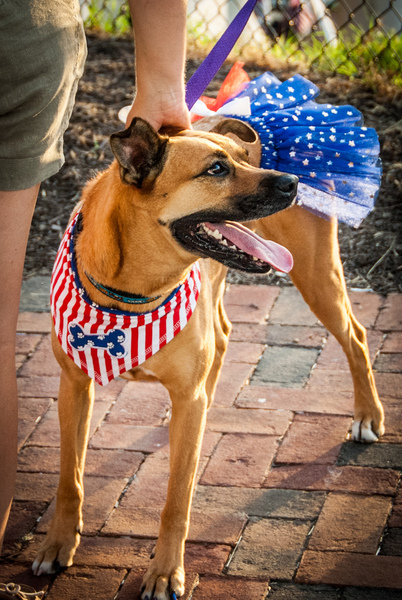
194, 117, 262, 167
110, 118, 168, 188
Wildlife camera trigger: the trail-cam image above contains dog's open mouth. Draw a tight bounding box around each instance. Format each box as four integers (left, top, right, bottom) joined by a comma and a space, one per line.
173, 219, 293, 273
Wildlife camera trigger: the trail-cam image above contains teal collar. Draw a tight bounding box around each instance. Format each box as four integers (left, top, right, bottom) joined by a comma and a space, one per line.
84, 271, 162, 305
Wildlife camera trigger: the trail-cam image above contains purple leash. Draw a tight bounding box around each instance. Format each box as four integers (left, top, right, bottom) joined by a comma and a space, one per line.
185, 0, 258, 110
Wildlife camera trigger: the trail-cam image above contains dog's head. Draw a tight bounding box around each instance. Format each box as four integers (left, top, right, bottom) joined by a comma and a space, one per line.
110, 118, 297, 273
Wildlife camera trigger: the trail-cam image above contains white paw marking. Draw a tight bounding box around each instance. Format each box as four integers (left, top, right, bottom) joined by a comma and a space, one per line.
351, 419, 381, 443
32, 559, 56, 576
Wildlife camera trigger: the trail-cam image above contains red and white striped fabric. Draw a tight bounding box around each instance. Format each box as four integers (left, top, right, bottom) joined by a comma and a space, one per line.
51, 213, 201, 386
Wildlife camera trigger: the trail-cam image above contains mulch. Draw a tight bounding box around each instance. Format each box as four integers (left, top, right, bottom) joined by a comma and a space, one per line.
24, 32, 402, 294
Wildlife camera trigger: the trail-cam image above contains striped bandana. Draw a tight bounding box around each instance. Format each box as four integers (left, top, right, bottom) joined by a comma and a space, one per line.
51, 213, 201, 386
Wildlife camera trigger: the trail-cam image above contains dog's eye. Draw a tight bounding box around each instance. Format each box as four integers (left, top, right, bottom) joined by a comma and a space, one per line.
206, 161, 229, 176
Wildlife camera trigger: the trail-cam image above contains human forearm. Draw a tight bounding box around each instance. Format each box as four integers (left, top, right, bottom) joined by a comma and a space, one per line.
127, 0, 190, 130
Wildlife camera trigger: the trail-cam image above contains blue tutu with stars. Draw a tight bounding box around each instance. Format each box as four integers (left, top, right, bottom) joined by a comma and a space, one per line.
227, 72, 381, 227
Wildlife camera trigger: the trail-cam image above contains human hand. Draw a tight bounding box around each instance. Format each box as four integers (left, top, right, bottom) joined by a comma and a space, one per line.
125, 87, 191, 132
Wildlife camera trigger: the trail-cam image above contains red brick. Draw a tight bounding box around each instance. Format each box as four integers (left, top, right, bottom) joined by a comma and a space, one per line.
230, 323, 270, 344
19, 334, 60, 377
223, 284, 280, 324
206, 406, 291, 435
267, 324, 326, 348
349, 291, 383, 328
269, 287, 320, 326
116, 450, 170, 509
230, 323, 326, 347
263, 464, 399, 496
201, 433, 278, 487
224, 284, 279, 309
37, 475, 128, 535
17, 311, 52, 333
3, 501, 47, 551
236, 386, 353, 416
213, 362, 254, 407
94, 378, 127, 401
296, 550, 402, 588
375, 373, 402, 398
389, 504, 402, 528
185, 543, 231, 574
27, 399, 111, 447
376, 294, 402, 331
44, 565, 126, 600
68, 536, 154, 568
228, 517, 311, 579
85, 449, 144, 478
18, 446, 60, 473
103, 505, 246, 545
188, 511, 247, 544
316, 330, 382, 371
374, 353, 402, 373
16, 333, 42, 355
17, 397, 53, 450
224, 341, 265, 364
381, 402, 402, 444
19, 447, 143, 480
309, 493, 392, 553
275, 414, 352, 465
382, 332, 402, 353
15, 354, 26, 371
389, 487, 402, 528
192, 575, 269, 600
17, 375, 60, 398
89, 423, 170, 452
306, 369, 353, 394
106, 381, 169, 426
14, 472, 59, 502
201, 431, 222, 457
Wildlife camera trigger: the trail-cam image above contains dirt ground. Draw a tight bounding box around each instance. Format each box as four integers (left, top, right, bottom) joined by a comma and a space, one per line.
25, 32, 402, 294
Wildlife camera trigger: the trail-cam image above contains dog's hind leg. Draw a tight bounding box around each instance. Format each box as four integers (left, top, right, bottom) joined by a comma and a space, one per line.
257, 205, 384, 442
206, 283, 232, 408
33, 329, 95, 575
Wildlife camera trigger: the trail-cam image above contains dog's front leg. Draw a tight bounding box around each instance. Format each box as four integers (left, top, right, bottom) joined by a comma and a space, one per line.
33, 342, 94, 575
141, 377, 209, 600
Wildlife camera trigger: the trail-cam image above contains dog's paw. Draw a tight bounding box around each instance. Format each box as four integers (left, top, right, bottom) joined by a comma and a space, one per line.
351, 418, 385, 443
32, 529, 80, 576
141, 563, 185, 600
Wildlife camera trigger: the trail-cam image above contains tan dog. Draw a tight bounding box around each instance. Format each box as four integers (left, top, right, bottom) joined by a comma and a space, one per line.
32, 117, 384, 599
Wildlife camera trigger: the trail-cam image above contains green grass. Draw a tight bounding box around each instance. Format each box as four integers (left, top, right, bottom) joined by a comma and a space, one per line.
270, 25, 402, 86
83, 0, 131, 35
82, 5, 401, 86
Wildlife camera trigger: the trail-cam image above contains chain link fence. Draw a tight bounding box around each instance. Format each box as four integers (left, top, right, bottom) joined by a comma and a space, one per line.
80, 0, 402, 81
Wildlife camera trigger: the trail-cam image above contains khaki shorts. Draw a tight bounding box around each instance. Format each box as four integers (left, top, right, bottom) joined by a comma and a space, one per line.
0, 0, 87, 191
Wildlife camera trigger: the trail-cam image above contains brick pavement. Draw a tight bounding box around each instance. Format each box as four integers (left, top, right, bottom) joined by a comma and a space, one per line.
1, 284, 402, 599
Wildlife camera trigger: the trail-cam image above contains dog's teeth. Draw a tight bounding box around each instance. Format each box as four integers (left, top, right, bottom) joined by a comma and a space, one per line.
252, 256, 258, 261
230, 244, 237, 250
222, 239, 228, 246
211, 230, 222, 240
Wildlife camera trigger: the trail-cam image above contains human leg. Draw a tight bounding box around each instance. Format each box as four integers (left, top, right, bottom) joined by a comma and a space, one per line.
0, 185, 39, 552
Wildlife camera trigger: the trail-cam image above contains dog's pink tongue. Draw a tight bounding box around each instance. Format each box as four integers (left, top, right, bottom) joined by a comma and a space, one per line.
207, 221, 293, 273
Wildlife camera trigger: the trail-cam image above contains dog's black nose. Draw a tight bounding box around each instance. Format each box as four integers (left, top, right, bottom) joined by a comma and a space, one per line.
276, 174, 299, 195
